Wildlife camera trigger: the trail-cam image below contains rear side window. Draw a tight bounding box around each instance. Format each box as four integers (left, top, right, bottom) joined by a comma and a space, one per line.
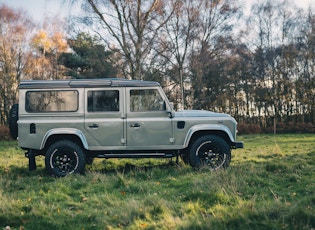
87, 90, 119, 112
26, 90, 78, 112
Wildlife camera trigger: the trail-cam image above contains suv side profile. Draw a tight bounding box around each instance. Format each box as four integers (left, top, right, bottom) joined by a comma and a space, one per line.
10, 78, 243, 177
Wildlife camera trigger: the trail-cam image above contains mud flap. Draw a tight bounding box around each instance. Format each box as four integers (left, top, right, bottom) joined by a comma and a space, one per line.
26, 150, 37, 171
176, 150, 179, 164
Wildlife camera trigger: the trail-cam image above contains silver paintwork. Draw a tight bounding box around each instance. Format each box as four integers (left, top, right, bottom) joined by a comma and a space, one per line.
17, 79, 242, 153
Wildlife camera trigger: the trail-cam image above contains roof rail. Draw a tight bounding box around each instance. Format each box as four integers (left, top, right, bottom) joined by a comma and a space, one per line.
19, 78, 160, 89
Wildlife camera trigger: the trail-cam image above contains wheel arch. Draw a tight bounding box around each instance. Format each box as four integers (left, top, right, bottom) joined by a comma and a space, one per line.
183, 125, 234, 148
41, 128, 89, 151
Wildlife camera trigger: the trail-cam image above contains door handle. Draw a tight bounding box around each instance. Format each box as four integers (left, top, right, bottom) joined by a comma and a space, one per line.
89, 124, 99, 129
130, 123, 141, 128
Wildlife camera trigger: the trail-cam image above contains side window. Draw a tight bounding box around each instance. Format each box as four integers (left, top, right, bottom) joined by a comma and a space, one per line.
87, 90, 119, 112
26, 90, 78, 112
130, 89, 164, 112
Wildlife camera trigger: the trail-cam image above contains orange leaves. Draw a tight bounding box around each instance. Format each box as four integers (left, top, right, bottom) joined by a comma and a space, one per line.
0, 5, 32, 38
31, 30, 68, 55
51, 32, 68, 53
140, 223, 148, 228
31, 30, 51, 54
29, 28, 69, 79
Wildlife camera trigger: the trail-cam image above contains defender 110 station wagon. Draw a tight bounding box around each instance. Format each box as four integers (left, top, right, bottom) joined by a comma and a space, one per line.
9, 78, 243, 177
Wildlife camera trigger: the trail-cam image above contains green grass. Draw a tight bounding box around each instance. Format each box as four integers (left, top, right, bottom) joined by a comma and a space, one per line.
0, 134, 315, 229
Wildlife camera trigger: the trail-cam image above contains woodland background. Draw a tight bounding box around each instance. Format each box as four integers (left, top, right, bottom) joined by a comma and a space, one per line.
0, 0, 314, 135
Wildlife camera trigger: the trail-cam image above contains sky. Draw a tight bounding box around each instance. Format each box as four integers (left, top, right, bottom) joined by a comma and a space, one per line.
0, 0, 314, 23
0, 0, 80, 22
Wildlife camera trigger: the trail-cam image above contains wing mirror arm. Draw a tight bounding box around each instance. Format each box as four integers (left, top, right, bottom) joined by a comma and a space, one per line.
167, 102, 175, 118
168, 110, 175, 118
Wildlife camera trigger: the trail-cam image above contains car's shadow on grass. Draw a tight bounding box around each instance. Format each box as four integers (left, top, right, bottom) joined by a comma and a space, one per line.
85, 158, 185, 175
1, 158, 186, 180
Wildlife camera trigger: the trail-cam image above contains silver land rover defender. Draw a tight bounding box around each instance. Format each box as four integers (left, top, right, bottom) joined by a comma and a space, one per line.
9, 78, 243, 177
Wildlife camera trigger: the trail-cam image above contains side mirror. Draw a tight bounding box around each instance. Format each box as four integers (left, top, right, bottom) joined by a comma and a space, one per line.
169, 110, 175, 118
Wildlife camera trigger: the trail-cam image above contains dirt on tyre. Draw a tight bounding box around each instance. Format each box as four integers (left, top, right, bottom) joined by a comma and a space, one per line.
9, 104, 19, 139
189, 135, 231, 170
45, 140, 86, 177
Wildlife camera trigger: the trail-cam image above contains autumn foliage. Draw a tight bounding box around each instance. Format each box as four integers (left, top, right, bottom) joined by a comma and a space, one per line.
0, 126, 11, 141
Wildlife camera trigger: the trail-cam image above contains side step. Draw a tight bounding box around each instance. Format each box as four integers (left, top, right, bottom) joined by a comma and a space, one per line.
96, 153, 174, 159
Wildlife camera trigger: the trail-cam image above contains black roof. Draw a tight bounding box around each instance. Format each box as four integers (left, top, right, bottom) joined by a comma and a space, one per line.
19, 78, 160, 89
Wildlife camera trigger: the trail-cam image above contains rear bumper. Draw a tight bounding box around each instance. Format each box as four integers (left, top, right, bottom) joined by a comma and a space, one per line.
232, 141, 244, 149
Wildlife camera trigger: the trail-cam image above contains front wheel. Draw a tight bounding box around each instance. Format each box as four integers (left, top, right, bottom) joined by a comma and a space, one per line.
189, 135, 231, 170
45, 141, 86, 177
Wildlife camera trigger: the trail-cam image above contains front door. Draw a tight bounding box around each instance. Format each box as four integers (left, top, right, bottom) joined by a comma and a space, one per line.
126, 87, 173, 149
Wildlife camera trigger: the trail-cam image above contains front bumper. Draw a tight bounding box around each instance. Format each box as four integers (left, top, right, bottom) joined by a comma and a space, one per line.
232, 141, 244, 149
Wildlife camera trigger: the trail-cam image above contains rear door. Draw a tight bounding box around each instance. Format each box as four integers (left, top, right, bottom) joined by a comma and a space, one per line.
84, 88, 125, 148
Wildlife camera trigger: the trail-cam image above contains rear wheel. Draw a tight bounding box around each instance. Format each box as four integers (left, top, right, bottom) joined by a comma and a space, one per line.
189, 135, 231, 170
45, 140, 86, 177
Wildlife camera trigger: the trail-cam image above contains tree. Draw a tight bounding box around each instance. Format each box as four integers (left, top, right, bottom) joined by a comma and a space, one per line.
29, 28, 68, 80
294, 8, 315, 124
190, 0, 240, 110
0, 4, 34, 124
158, 0, 199, 109
60, 32, 119, 79
242, 0, 315, 130
83, 0, 174, 80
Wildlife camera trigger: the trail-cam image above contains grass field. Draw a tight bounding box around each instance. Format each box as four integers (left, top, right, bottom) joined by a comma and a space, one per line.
0, 134, 314, 229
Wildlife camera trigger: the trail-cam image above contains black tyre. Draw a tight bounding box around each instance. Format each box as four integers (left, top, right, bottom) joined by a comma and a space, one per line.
189, 135, 231, 170
45, 140, 86, 177
9, 104, 19, 139
180, 149, 190, 164
85, 156, 94, 165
